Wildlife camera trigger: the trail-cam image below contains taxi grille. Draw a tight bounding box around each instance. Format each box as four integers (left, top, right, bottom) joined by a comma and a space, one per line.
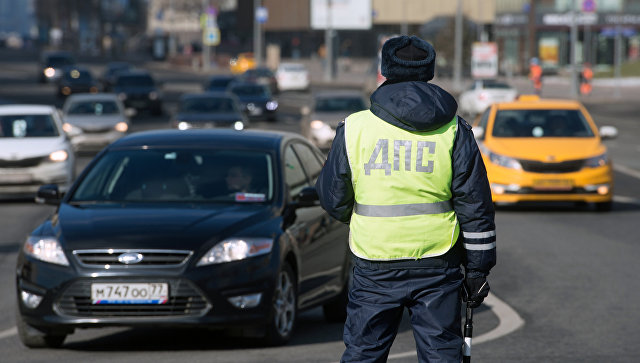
56, 279, 210, 317
519, 159, 584, 173
73, 249, 192, 268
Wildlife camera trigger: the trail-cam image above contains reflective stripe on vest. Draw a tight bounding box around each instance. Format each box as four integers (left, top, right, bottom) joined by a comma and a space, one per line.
344, 110, 460, 261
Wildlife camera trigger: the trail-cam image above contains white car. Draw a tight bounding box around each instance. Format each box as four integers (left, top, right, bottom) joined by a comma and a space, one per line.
458, 79, 518, 117
276, 62, 310, 92
0, 105, 76, 197
61, 93, 132, 152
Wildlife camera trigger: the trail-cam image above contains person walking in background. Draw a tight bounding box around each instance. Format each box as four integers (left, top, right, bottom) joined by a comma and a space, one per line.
529, 57, 543, 95
316, 35, 496, 363
580, 62, 593, 96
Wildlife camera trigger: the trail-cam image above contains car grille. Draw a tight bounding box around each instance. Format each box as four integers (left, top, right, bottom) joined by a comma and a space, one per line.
73, 249, 192, 268
81, 127, 113, 134
56, 279, 210, 317
519, 159, 585, 173
0, 156, 45, 168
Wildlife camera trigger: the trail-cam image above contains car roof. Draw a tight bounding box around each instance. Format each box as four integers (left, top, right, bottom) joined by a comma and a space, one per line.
0, 104, 56, 115
495, 96, 582, 110
109, 129, 307, 150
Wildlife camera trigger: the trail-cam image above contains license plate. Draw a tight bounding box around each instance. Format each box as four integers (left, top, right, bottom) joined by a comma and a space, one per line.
532, 179, 573, 191
0, 173, 32, 184
91, 283, 168, 304
249, 108, 263, 115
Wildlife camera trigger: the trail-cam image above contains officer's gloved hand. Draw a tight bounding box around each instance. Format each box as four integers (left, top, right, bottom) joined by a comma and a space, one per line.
463, 275, 490, 308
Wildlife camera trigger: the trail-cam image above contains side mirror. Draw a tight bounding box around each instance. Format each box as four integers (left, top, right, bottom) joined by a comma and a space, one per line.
599, 125, 618, 140
295, 186, 319, 208
472, 126, 484, 139
35, 184, 61, 205
124, 108, 137, 118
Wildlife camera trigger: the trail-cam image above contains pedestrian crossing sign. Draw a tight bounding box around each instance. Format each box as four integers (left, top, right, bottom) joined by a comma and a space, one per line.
203, 28, 220, 46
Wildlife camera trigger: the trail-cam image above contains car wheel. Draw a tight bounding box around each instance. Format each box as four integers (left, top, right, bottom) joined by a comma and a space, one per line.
16, 310, 67, 348
595, 201, 612, 212
263, 262, 297, 346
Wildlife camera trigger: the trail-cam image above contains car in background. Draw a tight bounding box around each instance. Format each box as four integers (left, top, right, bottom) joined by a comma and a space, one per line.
229, 52, 256, 74
276, 63, 310, 92
238, 67, 278, 94
171, 92, 247, 130
302, 90, 368, 149
458, 79, 518, 117
473, 94, 618, 211
112, 70, 163, 116
61, 93, 132, 152
228, 82, 278, 121
0, 105, 75, 197
38, 51, 75, 84
100, 62, 133, 91
56, 66, 99, 98
16, 129, 350, 348
203, 74, 236, 92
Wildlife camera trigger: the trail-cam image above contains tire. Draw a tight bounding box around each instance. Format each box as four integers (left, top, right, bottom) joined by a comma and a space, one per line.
16, 310, 67, 348
595, 201, 612, 212
263, 263, 297, 346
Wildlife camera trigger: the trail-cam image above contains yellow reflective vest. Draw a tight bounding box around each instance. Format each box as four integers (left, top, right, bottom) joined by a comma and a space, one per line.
344, 110, 460, 260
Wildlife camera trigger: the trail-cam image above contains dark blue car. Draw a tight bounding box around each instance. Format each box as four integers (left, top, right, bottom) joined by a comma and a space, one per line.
16, 129, 350, 348
171, 92, 248, 130
228, 82, 278, 122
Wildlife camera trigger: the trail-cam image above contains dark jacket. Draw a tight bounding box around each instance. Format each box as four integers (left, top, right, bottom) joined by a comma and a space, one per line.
315, 81, 496, 277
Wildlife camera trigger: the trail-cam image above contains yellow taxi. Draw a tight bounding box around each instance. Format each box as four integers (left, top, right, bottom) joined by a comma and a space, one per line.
472, 95, 617, 211
229, 52, 256, 74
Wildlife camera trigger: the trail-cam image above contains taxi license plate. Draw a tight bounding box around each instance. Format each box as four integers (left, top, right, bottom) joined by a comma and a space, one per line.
532, 179, 573, 191
91, 283, 168, 304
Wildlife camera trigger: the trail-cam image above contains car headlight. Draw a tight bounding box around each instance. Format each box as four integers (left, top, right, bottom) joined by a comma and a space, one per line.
584, 152, 608, 168
266, 101, 278, 111
233, 121, 244, 130
63, 122, 83, 137
197, 238, 273, 266
310, 120, 327, 129
114, 121, 128, 132
49, 150, 69, 162
23, 236, 69, 266
44, 67, 55, 78
488, 150, 522, 170
177, 121, 191, 130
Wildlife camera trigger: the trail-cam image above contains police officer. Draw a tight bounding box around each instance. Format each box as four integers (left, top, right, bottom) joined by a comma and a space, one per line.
316, 35, 496, 362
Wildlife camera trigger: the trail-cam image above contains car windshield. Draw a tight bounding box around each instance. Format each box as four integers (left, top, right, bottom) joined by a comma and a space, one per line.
70, 148, 274, 204
315, 97, 366, 112
492, 109, 595, 138
0, 114, 59, 138
116, 75, 154, 87
229, 85, 269, 97
67, 100, 120, 115
46, 55, 74, 67
473, 80, 512, 90
207, 78, 233, 89
180, 97, 237, 113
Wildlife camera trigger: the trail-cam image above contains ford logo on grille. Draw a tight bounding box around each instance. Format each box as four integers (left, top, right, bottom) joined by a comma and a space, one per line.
117, 252, 144, 264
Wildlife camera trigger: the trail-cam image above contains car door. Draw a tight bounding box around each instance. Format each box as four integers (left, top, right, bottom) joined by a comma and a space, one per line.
288, 142, 348, 308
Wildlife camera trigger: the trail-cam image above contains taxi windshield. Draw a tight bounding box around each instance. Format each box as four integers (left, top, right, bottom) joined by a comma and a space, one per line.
492, 109, 594, 138
70, 148, 274, 204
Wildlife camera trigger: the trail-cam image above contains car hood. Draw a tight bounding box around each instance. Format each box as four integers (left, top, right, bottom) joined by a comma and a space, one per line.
64, 115, 127, 129
176, 113, 243, 123
57, 203, 274, 251
484, 138, 606, 162
0, 137, 68, 159
310, 111, 352, 128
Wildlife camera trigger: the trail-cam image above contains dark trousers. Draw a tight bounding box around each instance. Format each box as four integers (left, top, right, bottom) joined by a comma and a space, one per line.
341, 258, 463, 363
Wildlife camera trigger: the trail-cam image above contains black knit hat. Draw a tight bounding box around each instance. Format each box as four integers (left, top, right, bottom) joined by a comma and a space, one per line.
381, 35, 436, 82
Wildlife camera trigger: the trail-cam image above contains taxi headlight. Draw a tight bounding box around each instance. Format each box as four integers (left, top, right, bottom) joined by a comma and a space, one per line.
197, 238, 273, 266
488, 151, 522, 170
49, 150, 69, 162
114, 122, 128, 132
584, 153, 608, 168
23, 236, 69, 266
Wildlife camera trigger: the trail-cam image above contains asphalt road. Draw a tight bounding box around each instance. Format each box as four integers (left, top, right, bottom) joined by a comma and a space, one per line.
1, 53, 639, 362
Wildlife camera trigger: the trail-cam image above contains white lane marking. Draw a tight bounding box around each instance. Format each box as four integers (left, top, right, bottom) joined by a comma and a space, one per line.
614, 195, 640, 205
0, 327, 17, 340
614, 164, 640, 180
385, 293, 524, 361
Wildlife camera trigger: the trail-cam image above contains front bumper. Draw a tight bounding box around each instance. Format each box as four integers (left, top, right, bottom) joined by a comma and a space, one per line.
0, 161, 73, 196
16, 253, 279, 331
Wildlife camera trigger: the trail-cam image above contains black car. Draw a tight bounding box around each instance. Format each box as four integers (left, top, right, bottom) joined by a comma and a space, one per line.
204, 74, 236, 92
228, 82, 278, 122
100, 62, 133, 91
56, 66, 99, 98
238, 67, 278, 95
16, 129, 350, 348
38, 51, 76, 84
172, 92, 248, 130
112, 70, 162, 115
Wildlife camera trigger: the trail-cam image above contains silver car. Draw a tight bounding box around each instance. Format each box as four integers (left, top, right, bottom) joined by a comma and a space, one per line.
301, 90, 368, 149
61, 93, 133, 152
0, 105, 76, 197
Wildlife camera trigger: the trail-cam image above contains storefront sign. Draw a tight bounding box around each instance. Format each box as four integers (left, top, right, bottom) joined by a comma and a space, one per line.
542, 12, 598, 26
471, 42, 498, 79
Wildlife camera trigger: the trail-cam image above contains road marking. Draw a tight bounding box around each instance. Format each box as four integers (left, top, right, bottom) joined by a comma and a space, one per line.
0, 327, 16, 340
613, 195, 640, 205
614, 164, 640, 180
